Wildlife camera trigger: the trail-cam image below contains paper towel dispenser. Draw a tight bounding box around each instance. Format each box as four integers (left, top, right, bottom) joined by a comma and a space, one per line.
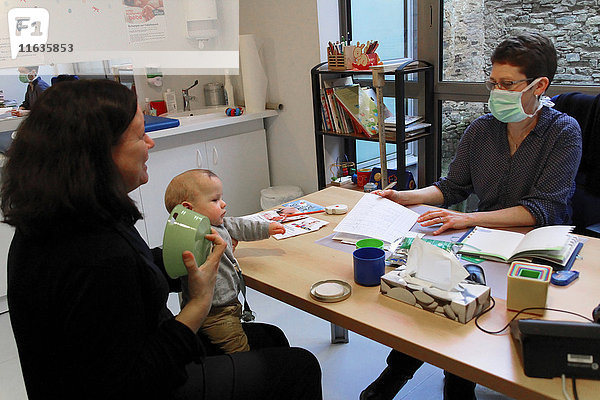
185, 0, 218, 49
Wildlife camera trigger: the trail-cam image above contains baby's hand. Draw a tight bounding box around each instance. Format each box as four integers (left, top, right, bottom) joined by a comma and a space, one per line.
269, 222, 286, 235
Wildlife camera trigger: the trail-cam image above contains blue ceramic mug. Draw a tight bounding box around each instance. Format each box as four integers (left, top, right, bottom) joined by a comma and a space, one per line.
353, 247, 385, 286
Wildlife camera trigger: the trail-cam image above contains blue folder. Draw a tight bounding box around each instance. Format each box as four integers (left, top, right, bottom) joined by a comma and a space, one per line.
144, 115, 180, 132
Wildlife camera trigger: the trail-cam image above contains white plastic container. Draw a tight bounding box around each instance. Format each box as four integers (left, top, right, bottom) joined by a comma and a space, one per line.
224, 75, 235, 107
144, 98, 156, 116
260, 185, 304, 210
163, 89, 177, 114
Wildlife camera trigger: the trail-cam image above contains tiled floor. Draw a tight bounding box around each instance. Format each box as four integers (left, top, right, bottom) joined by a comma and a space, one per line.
0, 290, 513, 399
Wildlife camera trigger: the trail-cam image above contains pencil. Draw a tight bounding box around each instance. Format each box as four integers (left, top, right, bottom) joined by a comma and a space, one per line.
283, 209, 326, 218
384, 181, 397, 190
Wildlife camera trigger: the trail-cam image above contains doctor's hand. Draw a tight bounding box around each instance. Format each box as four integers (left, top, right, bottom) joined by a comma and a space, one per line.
417, 209, 474, 235
373, 189, 414, 205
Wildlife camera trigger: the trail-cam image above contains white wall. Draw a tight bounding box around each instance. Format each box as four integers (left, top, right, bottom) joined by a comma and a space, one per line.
239, 0, 323, 195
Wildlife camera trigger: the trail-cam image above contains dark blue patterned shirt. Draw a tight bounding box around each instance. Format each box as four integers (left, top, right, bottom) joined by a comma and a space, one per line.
434, 106, 582, 226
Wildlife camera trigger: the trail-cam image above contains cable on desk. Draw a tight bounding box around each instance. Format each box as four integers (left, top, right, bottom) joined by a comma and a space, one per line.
474, 297, 594, 335
560, 374, 571, 400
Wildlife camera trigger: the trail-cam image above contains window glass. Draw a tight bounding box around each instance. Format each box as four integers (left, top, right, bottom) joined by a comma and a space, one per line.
441, 100, 485, 177
350, 0, 406, 60
350, 1, 412, 173
442, 0, 600, 86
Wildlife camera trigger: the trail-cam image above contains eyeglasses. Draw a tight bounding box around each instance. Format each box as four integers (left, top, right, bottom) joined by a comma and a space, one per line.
485, 78, 534, 91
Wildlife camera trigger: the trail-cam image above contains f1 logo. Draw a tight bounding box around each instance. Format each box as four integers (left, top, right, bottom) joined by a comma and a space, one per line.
7, 8, 49, 59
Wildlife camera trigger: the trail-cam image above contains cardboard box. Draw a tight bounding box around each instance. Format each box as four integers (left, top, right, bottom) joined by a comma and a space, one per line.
380, 270, 491, 324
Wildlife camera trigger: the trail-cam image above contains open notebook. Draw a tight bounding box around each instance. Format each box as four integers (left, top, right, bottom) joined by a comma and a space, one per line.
458, 225, 581, 267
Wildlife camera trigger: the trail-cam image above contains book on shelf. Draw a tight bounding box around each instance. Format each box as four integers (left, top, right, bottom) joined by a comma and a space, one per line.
363, 88, 393, 120
384, 115, 424, 128
458, 225, 582, 267
320, 90, 332, 131
384, 122, 431, 141
320, 86, 354, 135
333, 84, 380, 137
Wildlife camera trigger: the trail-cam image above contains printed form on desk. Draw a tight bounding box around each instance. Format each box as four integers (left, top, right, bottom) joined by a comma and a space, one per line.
333, 193, 419, 245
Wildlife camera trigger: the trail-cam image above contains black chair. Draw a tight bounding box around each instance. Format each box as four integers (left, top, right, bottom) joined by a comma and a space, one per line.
552, 92, 600, 237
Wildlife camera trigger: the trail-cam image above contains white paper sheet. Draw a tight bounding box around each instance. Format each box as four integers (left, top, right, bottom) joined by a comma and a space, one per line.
333, 193, 419, 244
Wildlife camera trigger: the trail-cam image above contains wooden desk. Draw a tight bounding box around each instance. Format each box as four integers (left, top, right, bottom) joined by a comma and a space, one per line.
237, 187, 599, 400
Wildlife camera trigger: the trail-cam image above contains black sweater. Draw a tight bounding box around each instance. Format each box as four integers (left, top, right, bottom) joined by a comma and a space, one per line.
8, 222, 203, 399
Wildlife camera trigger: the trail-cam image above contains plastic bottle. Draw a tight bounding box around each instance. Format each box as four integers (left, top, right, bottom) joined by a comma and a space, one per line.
144, 98, 151, 115
224, 75, 235, 107
163, 89, 177, 114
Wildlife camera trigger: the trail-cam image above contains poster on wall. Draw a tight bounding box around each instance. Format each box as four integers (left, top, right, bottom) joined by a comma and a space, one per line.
123, 0, 167, 44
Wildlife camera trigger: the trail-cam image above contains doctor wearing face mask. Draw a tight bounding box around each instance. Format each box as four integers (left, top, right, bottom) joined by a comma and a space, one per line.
364, 32, 582, 400
375, 32, 582, 237
17, 66, 49, 111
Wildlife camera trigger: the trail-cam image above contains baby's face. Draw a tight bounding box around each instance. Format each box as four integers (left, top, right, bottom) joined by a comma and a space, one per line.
190, 176, 227, 225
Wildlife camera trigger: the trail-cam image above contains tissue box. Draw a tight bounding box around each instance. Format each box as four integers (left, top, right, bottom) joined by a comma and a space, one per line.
381, 270, 491, 324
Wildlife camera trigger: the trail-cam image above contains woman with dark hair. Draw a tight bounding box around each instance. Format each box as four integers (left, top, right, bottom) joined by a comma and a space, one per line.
2, 79, 322, 400
361, 32, 582, 400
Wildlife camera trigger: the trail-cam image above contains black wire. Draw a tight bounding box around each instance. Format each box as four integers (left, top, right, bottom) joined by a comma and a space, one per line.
0, 309, 9, 316
572, 378, 579, 400
474, 297, 594, 335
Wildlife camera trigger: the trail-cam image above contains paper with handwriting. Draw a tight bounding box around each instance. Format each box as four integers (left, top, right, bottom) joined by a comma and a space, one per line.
333, 193, 419, 244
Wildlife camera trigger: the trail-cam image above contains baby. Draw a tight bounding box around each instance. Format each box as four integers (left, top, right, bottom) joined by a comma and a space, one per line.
164, 169, 285, 354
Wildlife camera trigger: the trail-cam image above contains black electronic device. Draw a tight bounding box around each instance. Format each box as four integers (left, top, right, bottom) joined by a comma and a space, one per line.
510, 319, 600, 379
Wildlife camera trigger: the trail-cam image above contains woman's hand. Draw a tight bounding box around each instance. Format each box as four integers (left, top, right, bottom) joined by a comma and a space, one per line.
175, 229, 226, 332
417, 209, 475, 235
374, 186, 445, 207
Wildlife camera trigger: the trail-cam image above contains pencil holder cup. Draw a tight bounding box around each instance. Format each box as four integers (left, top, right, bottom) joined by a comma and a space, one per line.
353, 247, 385, 286
327, 54, 346, 71
344, 46, 356, 68
506, 261, 552, 315
356, 168, 371, 188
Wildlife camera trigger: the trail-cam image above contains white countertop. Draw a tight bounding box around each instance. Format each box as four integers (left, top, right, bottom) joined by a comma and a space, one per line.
148, 109, 278, 140
0, 108, 278, 143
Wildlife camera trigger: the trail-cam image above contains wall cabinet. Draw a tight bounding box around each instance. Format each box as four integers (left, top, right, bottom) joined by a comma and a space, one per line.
138, 127, 270, 248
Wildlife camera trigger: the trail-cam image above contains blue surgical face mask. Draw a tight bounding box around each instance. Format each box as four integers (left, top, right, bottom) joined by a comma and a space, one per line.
488, 78, 543, 123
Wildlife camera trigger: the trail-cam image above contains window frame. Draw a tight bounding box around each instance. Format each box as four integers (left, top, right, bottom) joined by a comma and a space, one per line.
339, 0, 419, 160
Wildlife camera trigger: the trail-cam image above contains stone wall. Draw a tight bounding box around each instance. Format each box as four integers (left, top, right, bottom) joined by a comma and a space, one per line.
482, 0, 600, 85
